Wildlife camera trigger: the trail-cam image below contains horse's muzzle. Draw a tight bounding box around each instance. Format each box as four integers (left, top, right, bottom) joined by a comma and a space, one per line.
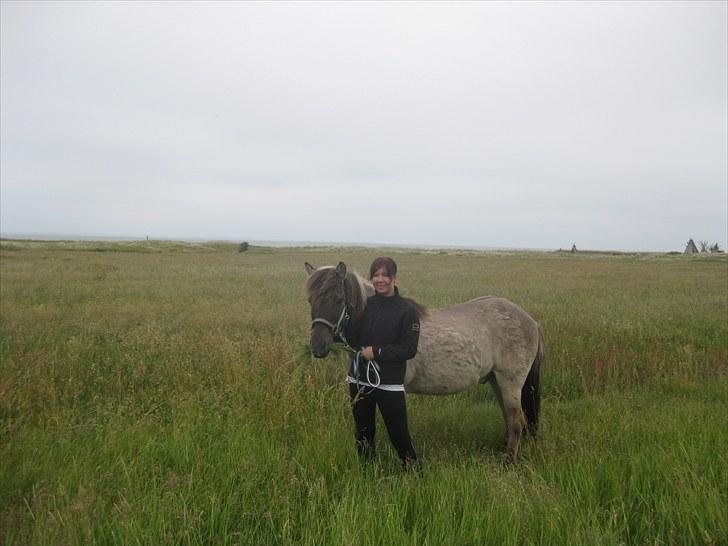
310, 324, 333, 358
310, 342, 331, 358
310, 338, 331, 359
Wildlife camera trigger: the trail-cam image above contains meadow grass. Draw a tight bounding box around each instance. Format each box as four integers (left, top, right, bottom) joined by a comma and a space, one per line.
1, 243, 726, 545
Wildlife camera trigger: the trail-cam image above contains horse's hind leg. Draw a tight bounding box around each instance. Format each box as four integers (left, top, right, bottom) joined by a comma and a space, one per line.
493, 374, 527, 465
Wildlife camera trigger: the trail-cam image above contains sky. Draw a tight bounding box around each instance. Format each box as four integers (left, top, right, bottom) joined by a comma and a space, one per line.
1, 1, 726, 251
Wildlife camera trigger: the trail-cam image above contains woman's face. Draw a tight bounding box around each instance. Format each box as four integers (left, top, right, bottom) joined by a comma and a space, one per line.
371, 267, 396, 296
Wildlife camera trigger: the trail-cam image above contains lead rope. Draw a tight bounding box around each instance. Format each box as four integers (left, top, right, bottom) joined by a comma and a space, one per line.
350, 350, 381, 406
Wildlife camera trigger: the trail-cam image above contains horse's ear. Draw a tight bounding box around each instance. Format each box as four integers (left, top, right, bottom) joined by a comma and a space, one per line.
305, 262, 316, 276
335, 262, 347, 278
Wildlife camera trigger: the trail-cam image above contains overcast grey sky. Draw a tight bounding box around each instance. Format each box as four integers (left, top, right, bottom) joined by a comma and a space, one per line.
1, 1, 726, 251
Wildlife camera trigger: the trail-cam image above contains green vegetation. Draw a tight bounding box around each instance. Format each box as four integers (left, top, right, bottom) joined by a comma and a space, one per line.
1, 242, 726, 545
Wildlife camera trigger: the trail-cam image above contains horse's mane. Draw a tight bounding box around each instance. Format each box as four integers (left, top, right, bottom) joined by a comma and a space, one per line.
305, 267, 370, 320
403, 296, 428, 321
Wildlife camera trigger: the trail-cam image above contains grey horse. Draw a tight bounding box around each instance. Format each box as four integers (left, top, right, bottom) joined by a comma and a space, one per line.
305, 261, 546, 464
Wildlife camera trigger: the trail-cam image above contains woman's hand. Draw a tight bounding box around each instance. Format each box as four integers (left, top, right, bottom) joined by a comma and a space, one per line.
361, 346, 375, 360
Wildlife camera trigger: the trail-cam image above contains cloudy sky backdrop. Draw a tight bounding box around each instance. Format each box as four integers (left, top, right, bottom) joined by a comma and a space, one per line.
1, 1, 726, 251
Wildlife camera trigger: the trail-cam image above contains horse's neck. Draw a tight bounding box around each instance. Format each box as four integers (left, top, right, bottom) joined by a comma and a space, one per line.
347, 273, 373, 319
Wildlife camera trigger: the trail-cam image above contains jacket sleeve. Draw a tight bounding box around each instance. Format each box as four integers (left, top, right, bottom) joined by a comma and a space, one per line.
375, 305, 420, 364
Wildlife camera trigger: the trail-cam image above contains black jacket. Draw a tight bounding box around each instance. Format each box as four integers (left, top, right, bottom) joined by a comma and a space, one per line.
345, 288, 420, 385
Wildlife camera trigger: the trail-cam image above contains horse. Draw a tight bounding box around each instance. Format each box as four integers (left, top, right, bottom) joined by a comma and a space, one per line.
304, 261, 546, 464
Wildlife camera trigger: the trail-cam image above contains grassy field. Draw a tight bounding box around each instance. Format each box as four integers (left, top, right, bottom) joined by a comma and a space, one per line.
1, 241, 726, 545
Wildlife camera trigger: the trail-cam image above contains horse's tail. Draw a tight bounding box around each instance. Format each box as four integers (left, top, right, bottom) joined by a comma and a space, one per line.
521, 325, 545, 436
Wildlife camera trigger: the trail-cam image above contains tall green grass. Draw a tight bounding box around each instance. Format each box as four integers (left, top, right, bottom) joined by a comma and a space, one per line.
1, 244, 726, 545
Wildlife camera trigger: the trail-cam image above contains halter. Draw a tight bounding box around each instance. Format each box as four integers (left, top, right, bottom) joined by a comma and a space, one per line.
311, 276, 354, 349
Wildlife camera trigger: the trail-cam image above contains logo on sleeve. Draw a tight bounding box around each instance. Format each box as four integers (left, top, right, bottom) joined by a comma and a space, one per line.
411, 323, 420, 332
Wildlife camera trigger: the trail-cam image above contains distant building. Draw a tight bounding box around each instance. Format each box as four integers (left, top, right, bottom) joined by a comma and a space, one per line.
684, 239, 698, 254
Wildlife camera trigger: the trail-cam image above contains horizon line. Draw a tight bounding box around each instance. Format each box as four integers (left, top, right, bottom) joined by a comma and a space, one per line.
0, 231, 699, 254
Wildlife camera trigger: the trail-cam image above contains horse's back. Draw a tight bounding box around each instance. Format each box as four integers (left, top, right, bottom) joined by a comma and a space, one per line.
426, 296, 538, 336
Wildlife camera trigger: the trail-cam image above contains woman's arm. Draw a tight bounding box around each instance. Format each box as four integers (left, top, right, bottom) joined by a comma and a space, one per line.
373, 306, 420, 363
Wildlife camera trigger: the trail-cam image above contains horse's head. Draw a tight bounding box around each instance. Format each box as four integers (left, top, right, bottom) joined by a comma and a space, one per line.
305, 261, 349, 358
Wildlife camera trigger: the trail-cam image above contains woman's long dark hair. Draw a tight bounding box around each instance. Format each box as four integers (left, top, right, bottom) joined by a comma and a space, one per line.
369, 257, 428, 320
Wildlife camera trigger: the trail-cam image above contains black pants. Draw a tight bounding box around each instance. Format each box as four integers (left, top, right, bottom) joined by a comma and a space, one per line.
349, 384, 417, 464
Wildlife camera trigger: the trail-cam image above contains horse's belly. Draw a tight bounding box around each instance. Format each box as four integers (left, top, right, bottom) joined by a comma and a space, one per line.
405, 360, 484, 395
404, 327, 491, 395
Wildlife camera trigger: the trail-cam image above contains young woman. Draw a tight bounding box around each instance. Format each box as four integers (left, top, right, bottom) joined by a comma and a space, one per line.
344, 257, 424, 468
